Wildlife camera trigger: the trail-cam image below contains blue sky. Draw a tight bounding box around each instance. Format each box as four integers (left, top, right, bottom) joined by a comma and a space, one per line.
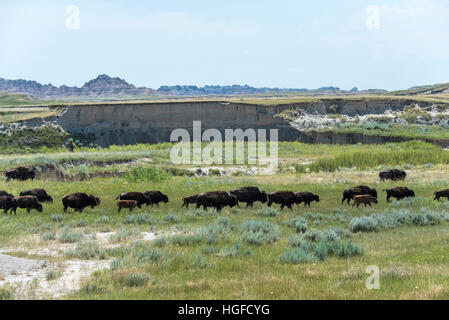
1, 0, 448, 90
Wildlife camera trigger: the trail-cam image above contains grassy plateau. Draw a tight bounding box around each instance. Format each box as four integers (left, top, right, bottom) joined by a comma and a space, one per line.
1, 141, 449, 299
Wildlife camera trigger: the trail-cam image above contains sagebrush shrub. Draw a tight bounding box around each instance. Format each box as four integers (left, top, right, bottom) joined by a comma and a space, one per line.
240, 220, 280, 245
349, 217, 378, 233
124, 273, 150, 287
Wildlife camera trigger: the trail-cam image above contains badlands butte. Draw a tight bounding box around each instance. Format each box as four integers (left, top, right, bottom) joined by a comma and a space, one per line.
18, 96, 449, 147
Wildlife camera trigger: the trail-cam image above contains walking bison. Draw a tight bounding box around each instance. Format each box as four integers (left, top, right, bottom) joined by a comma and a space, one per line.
62, 192, 100, 213
385, 186, 415, 202
115, 192, 152, 208
20, 188, 53, 203
267, 191, 297, 210
116, 200, 138, 213
294, 192, 320, 207
196, 191, 238, 211
352, 194, 378, 208
182, 194, 200, 208
0, 196, 18, 214
143, 191, 168, 206
0, 190, 14, 198
434, 188, 449, 201
5, 166, 36, 182
379, 169, 406, 182
15, 195, 43, 214
229, 186, 268, 207
341, 186, 377, 205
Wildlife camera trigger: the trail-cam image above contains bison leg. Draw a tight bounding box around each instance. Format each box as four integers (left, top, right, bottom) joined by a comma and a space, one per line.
117, 207, 121, 213
26, 208, 30, 213
129, 207, 134, 212
267, 201, 272, 207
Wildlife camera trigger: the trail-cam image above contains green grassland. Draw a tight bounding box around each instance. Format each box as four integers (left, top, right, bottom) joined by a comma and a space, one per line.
2, 141, 449, 299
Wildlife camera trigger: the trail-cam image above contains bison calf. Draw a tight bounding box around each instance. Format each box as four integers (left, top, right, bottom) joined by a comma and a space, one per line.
115, 192, 152, 208
342, 186, 377, 205
117, 200, 138, 213
352, 194, 378, 208
182, 194, 200, 208
295, 192, 320, 207
434, 188, 449, 201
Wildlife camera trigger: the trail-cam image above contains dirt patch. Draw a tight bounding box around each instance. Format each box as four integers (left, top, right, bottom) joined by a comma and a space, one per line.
0, 254, 110, 299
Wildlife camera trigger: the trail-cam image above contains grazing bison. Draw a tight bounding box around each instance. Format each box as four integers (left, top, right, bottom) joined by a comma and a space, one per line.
143, 191, 168, 206
16, 195, 43, 213
267, 191, 297, 210
20, 188, 53, 203
116, 200, 138, 213
0, 190, 14, 198
342, 186, 377, 205
379, 169, 406, 182
434, 188, 449, 201
0, 196, 18, 214
230, 186, 268, 207
295, 192, 320, 207
352, 194, 378, 208
5, 166, 36, 182
182, 194, 200, 208
115, 192, 152, 208
385, 186, 415, 202
196, 191, 238, 211
62, 192, 100, 213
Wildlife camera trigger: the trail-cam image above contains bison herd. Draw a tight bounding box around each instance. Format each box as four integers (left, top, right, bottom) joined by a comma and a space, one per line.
1, 166, 449, 214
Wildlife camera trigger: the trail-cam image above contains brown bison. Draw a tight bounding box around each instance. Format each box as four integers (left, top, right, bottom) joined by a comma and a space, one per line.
115, 192, 152, 208
15, 195, 43, 213
0, 190, 14, 198
342, 186, 377, 205
196, 191, 238, 211
267, 191, 297, 210
294, 192, 320, 207
182, 194, 200, 208
20, 188, 53, 203
116, 200, 138, 213
62, 192, 100, 213
352, 194, 378, 208
230, 186, 268, 207
385, 186, 415, 202
5, 166, 36, 182
143, 191, 168, 206
434, 188, 449, 201
379, 169, 406, 182
0, 196, 18, 214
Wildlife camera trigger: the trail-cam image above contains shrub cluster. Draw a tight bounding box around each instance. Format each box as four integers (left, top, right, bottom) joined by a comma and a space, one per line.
240, 220, 280, 245
349, 209, 448, 233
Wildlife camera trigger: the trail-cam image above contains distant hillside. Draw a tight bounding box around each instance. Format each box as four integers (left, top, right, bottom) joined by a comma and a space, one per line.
0, 92, 37, 106
0, 74, 447, 100
0, 74, 157, 99
392, 83, 449, 95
